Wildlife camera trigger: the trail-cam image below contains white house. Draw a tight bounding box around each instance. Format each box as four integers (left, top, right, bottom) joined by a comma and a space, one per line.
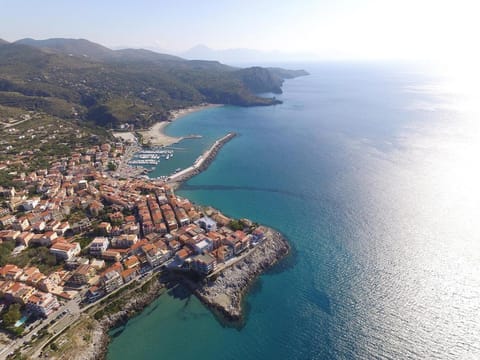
50, 241, 81, 261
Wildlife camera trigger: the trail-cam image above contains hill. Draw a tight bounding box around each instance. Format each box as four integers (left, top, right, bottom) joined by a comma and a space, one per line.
0, 38, 308, 129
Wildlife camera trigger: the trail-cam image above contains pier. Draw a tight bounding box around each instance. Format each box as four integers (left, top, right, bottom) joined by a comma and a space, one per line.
168, 132, 236, 184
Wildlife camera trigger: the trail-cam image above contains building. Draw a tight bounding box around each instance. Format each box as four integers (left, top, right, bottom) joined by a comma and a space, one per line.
190, 254, 217, 275
70, 264, 96, 286
123, 255, 140, 269
195, 216, 217, 232
111, 234, 138, 249
142, 244, 170, 268
86, 285, 104, 303
4, 282, 35, 304
16, 231, 34, 246
102, 250, 121, 262
194, 238, 213, 254
216, 245, 234, 262
12, 216, 30, 232
40, 231, 58, 246
102, 270, 124, 293
26, 292, 59, 317
175, 207, 190, 227
97, 222, 112, 235
50, 241, 81, 261
90, 237, 110, 256
121, 268, 137, 283
90, 258, 106, 271
0, 264, 23, 281
0, 214, 16, 228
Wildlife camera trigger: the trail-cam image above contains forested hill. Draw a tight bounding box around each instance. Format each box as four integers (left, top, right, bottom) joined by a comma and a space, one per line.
0, 38, 308, 128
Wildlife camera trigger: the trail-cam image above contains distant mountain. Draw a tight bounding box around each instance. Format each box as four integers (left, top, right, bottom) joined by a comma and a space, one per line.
0, 38, 308, 129
182, 44, 317, 64
0, 39, 9, 45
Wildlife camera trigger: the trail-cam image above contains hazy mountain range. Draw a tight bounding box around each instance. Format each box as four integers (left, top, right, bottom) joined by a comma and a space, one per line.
180, 44, 318, 64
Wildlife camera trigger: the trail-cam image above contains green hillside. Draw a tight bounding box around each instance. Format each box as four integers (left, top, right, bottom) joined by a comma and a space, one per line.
0, 38, 307, 129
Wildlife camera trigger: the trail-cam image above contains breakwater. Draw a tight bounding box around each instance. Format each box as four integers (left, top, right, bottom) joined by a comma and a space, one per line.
168, 132, 236, 185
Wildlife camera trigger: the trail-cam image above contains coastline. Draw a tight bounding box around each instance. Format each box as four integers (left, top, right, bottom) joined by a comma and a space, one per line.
179, 226, 290, 323
85, 226, 290, 359
39, 103, 290, 359
137, 103, 222, 146
50, 276, 166, 360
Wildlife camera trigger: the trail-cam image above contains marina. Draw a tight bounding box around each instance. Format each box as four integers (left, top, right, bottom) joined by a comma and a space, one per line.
128, 148, 175, 166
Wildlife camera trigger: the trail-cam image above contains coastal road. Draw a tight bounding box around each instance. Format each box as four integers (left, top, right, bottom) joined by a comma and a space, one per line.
0, 299, 81, 360
1, 267, 164, 359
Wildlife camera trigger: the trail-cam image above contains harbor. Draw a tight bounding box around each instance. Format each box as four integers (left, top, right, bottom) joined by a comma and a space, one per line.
128, 149, 175, 166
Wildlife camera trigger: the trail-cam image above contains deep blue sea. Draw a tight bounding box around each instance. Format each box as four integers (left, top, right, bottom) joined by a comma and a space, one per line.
107, 63, 480, 359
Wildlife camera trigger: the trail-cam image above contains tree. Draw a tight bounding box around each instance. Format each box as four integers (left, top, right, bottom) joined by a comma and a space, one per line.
2, 303, 21, 327
107, 162, 117, 171
229, 219, 246, 231
0, 242, 15, 266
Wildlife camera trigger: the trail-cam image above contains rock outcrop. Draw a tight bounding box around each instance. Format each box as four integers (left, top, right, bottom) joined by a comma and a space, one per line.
188, 226, 290, 322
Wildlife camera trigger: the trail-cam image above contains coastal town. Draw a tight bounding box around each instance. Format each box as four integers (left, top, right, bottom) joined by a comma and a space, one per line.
0, 127, 289, 359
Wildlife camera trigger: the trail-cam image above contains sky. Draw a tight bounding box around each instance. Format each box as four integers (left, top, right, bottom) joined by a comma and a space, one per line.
1, 0, 480, 62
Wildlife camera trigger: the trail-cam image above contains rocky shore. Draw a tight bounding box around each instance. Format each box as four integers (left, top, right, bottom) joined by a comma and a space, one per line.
183, 226, 290, 322
53, 228, 289, 359
68, 277, 165, 360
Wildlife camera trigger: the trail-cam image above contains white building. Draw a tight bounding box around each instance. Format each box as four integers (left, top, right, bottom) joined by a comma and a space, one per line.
90, 237, 110, 256
102, 270, 124, 293
194, 239, 213, 254
26, 292, 60, 318
195, 217, 217, 232
50, 241, 81, 261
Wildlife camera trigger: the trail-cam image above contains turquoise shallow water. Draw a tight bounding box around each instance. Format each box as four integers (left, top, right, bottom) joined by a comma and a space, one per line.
107, 63, 480, 359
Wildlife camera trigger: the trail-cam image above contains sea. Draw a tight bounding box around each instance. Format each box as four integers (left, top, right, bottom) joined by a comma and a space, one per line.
107, 62, 480, 359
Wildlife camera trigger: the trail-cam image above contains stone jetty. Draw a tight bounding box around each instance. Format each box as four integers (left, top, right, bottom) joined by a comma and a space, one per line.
168, 132, 236, 184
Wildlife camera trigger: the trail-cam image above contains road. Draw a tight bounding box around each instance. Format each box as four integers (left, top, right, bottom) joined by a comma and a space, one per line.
0, 299, 81, 360
0, 268, 163, 359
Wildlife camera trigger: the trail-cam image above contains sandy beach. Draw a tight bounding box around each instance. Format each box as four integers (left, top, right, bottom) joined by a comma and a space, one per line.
138, 103, 221, 146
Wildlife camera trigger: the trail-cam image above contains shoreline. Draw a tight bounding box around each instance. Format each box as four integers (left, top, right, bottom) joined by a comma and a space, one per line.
179, 226, 290, 323
91, 226, 290, 360
38, 103, 291, 359
137, 103, 222, 147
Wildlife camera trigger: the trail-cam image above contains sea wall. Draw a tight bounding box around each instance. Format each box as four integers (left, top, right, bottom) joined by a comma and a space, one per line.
168, 132, 236, 184
184, 227, 290, 322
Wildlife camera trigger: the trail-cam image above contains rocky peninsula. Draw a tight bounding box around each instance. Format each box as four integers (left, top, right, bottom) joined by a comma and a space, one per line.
182, 226, 290, 322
